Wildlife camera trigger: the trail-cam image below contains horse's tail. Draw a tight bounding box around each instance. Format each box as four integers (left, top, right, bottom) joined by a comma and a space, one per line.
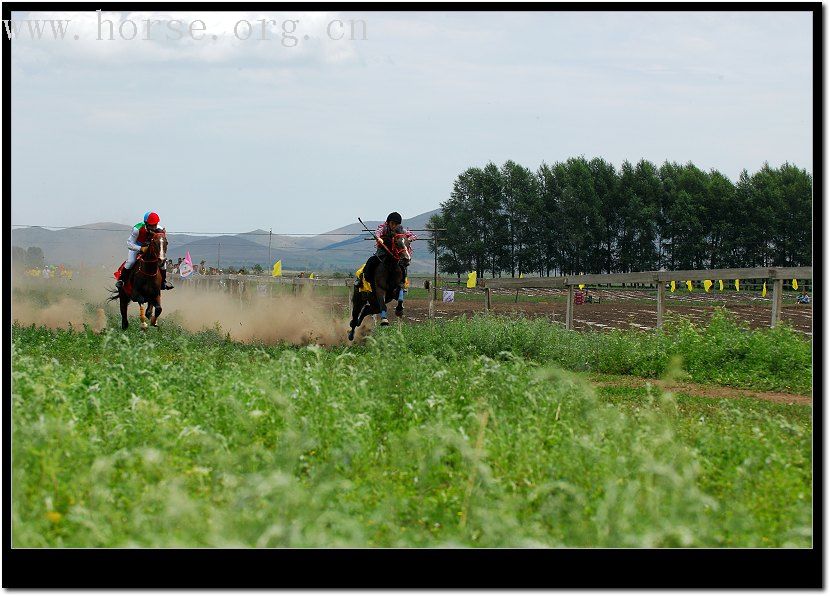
106, 286, 120, 302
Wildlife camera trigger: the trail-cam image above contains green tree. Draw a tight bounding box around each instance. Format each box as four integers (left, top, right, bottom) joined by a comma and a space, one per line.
501, 161, 541, 277
25, 246, 44, 268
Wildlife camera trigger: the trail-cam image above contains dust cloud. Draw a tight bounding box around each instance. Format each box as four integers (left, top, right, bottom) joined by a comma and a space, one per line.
12, 273, 109, 332
12, 297, 107, 333
12, 272, 372, 346
160, 282, 354, 346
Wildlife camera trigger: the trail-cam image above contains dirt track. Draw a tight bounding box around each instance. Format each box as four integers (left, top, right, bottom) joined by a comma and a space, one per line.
386, 296, 813, 336
589, 374, 811, 405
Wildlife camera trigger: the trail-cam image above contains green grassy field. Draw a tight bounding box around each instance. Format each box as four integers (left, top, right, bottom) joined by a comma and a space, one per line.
11, 307, 812, 548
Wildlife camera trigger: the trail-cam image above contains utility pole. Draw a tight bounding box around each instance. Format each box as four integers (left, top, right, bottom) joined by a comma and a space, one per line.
217, 241, 221, 271
433, 229, 439, 301
268, 229, 272, 264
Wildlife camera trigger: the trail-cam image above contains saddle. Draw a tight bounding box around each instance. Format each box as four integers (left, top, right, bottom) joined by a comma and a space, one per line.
114, 261, 135, 296
355, 261, 410, 295
114, 252, 154, 295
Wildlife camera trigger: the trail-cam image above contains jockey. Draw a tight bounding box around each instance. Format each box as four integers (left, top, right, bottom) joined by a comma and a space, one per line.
357, 212, 416, 295
115, 211, 174, 291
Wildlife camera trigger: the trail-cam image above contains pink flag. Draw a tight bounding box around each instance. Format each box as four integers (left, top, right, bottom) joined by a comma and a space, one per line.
180, 251, 194, 278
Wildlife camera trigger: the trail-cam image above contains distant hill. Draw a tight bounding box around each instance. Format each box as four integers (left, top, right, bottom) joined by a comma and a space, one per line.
12, 209, 442, 273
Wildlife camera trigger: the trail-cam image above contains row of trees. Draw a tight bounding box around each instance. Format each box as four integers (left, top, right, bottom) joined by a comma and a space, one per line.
427, 158, 812, 277
12, 246, 45, 269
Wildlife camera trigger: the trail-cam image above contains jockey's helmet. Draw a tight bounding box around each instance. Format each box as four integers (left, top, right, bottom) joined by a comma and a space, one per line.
145, 212, 160, 225
387, 212, 402, 225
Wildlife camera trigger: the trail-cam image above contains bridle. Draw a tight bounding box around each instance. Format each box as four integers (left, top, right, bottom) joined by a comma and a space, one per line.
137, 230, 166, 276
390, 233, 412, 262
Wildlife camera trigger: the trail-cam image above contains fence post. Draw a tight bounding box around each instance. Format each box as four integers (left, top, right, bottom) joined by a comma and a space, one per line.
656, 280, 666, 329
485, 287, 491, 314
771, 278, 784, 327
565, 285, 574, 331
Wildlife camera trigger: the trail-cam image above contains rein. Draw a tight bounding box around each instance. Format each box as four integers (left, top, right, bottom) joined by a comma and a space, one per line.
137, 232, 165, 276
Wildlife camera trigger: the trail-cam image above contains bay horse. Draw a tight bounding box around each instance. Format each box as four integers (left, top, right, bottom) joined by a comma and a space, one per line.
107, 230, 168, 331
348, 233, 412, 341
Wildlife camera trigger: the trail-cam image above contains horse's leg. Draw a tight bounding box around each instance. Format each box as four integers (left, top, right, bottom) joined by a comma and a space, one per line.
120, 294, 129, 330
150, 297, 161, 327
348, 300, 371, 341
139, 304, 148, 331
376, 288, 389, 326
348, 289, 363, 340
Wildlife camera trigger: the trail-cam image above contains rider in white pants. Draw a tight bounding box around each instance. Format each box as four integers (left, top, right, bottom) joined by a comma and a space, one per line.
116, 211, 173, 291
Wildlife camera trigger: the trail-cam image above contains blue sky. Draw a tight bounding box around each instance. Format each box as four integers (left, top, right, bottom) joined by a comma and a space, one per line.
11, 10, 813, 234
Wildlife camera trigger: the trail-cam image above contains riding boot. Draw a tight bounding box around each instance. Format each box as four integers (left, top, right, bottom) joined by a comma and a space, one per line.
161, 268, 174, 290
116, 267, 130, 291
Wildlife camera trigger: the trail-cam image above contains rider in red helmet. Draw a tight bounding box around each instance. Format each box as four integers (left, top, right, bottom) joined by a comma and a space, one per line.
115, 211, 174, 291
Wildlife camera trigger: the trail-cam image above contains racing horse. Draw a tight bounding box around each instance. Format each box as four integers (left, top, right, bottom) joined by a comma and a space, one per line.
108, 229, 168, 331
348, 233, 412, 341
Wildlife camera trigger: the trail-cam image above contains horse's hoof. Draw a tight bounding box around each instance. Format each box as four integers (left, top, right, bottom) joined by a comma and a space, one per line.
348, 330, 355, 341
381, 318, 390, 326
151, 323, 158, 328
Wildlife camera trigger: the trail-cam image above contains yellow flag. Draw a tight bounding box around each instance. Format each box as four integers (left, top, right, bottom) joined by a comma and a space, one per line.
735, 279, 740, 291
309, 273, 315, 279
703, 279, 712, 293
762, 282, 767, 297
718, 279, 724, 292
686, 280, 693, 292
792, 279, 798, 290
519, 272, 524, 279
670, 281, 676, 293
578, 284, 585, 290
272, 260, 282, 277
466, 271, 477, 288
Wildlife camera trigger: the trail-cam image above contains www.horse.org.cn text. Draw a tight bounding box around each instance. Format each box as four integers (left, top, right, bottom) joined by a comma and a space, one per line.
3, 13, 368, 46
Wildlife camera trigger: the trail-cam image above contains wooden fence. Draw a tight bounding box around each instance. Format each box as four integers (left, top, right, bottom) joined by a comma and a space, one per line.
176, 266, 812, 330
476, 266, 812, 329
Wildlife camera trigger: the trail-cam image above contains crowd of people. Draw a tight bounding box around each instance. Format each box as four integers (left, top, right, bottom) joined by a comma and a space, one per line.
23, 264, 73, 280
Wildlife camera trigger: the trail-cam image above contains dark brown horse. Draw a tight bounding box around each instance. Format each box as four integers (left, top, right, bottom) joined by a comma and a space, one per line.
348, 233, 411, 341
108, 230, 168, 330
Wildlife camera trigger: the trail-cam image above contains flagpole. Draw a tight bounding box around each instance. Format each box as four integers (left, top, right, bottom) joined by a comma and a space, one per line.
269, 229, 272, 264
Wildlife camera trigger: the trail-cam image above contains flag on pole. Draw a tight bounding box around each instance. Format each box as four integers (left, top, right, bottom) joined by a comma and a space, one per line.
686, 280, 693, 292
792, 279, 798, 290
735, 279, 740, 291
703, 280, 712, 293
179, 251, 194, 278
272, 260, 282, 277
309, 273, 315, 279
443, 290, 455, 303
718, 279, 724, 292
670, 281, 675, 293
519, 273, 524, 279
762, 282, 767, 298
467, 271, 477, 288
578, 284, 585, 290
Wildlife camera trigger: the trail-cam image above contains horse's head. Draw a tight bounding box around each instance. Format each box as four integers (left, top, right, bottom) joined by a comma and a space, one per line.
149, 229, 168, 262
392, 233, 412, 266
